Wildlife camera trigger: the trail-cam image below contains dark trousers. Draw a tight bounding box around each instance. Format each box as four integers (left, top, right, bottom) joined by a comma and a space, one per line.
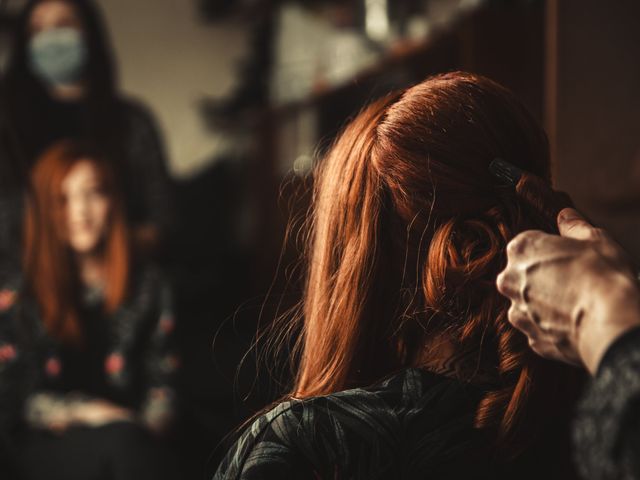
13, 422, 178, 480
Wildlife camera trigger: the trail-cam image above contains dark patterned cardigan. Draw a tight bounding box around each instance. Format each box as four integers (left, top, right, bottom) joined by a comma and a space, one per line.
0, 265, 178, 440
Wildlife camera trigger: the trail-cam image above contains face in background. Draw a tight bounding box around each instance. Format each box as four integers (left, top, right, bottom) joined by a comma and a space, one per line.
60, 160, 111, 254
29, 0, 83, 35
27, 0, 88, 90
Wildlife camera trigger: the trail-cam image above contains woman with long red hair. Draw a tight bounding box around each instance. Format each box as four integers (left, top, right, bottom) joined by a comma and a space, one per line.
214, 72, 583, 479
0, 140, 178, 479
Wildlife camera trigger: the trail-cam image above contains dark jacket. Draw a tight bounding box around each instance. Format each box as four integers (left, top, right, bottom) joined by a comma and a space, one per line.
574, 327, 640, 480
214, 368, 578, 480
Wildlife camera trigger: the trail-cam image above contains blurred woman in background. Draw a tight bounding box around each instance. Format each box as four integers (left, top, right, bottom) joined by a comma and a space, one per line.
0, 140, 178, 480
0, 0, 173, 280
214, 72, 583, 479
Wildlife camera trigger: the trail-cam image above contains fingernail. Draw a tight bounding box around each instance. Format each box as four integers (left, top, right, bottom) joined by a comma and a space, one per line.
558, 208, 582, 223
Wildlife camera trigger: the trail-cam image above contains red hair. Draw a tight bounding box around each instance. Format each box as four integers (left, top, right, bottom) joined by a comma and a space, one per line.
288, 72, 579, 456
24, 140, 130, 345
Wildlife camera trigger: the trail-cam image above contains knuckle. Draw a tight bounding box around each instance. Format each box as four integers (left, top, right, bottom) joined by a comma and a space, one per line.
528, 339, 553, 358
506, 305, 519, 323
506, 230, 545, 258
598, 242, 619, 260
589, 227, 606, 241
508, 307, 528, 328
507, 235, 527, 257
497, 271, 521, 299
496, 271, 509, 293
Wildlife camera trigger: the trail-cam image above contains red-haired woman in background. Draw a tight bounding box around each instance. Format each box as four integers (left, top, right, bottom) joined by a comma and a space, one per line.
214, 72, 583, 480
0, 140, 178, 480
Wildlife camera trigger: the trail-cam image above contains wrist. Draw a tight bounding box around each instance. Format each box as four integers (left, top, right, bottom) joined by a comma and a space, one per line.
578, 273, 640, 374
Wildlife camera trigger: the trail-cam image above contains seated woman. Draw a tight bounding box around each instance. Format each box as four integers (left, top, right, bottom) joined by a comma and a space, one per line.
214, 72, 583, 479
0, 140, 178, 480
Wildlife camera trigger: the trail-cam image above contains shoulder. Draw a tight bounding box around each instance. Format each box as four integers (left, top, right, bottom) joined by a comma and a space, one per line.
0, 281, 20, 329
214, 400, 302, 479
0, 273, 27, 323
114, 96, 167, 162
215, 399, 326, 480
116, 96, 162, 133
215, 369, 485, 479
242, 368, 483, 440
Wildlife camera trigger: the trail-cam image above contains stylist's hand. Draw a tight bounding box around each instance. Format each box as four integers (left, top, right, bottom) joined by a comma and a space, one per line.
497, 208, 640, 374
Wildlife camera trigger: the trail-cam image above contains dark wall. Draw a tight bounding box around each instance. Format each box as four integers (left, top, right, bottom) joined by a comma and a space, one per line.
553, 0, 640, 258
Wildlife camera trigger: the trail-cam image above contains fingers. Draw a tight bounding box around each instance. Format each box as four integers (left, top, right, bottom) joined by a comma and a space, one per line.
554, 336, 584, 367
496, 269, 520, 299
506, 230, 544, 257
557, 208, 600, 240
558, 208, 633, 270
505, 229, 564, 260
497, 231, 548, 302
498, 229, 562, 299
508, 304, 582, 365
509, 304, 560, 360
508, 304, 556, 345
48, 421, 68, 434
508, 304, 539, 338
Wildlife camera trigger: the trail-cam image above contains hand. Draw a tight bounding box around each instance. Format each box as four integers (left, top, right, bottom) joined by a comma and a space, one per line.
71, 399, 134, 427
142, 387, 174, 435
497, 208, 640, 374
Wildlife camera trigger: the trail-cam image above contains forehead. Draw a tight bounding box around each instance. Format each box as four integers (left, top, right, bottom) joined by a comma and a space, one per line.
30, 1, 81, 26
61, 160, 101, 191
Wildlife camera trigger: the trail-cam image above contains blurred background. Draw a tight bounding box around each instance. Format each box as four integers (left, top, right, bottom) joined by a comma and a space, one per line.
0, 0, 639, 478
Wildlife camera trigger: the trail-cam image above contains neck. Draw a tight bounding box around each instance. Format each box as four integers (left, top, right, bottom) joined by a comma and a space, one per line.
75, 251, 105, 289
50, 83, 86, 101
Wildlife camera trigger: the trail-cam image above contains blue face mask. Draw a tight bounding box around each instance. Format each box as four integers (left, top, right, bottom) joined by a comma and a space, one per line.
29, 27, 88, 87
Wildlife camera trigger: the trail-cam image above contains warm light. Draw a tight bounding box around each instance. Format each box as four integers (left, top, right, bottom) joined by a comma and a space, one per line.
365, 0, 390, 42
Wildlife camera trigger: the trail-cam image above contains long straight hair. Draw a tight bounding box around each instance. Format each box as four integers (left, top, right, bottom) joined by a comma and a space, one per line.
23, 140, 130, 345
288, 72, 579, 456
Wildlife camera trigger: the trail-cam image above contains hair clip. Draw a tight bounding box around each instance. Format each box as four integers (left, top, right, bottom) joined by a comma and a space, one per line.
489, 158, 523, 186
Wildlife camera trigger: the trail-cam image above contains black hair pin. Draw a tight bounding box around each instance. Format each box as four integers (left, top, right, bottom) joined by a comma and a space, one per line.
488, 157, 581, 234
489, 158, 523, 186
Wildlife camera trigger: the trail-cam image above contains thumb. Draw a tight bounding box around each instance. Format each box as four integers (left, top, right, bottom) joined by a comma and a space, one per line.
557, 208, 597, 240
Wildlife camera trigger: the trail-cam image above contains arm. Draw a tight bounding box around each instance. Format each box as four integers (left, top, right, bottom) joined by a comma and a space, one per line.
24, 391, 134, 431
0, 192, 24, 285
0, 286, 26, 434
124, 102, 175, 250
497, 208, 640, 373
213, 403, 314, 480
498, 208, 640, 479
574, 327, 640, 480
0, 116, 28, 284
139, 272, 179, 434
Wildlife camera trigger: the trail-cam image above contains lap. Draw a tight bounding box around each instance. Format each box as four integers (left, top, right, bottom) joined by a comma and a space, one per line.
15, 422, 175, 480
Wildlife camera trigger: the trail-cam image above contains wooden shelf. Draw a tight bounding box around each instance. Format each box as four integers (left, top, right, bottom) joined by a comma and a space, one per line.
272, 38, 435, 117
271, 11, 484, 118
